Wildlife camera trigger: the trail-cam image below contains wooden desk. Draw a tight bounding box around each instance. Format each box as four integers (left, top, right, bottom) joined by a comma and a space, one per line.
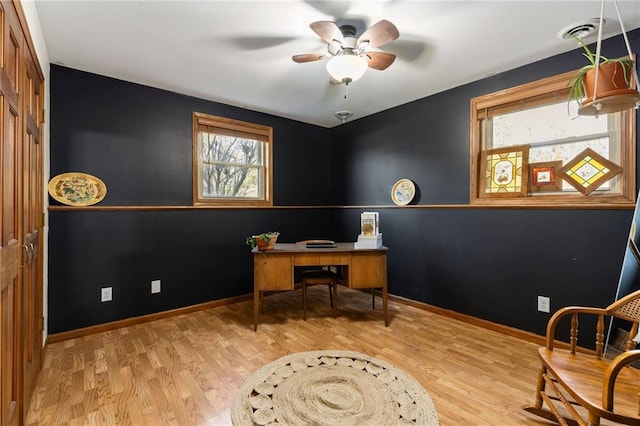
252, 243, 388, 331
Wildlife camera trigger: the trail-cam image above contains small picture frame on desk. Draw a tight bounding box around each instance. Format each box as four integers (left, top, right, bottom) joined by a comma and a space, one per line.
361, 212, 379, 236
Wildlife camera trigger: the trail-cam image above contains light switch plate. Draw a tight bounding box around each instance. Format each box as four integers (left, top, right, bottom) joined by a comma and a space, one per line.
101, 287, 112, 302
537, 295, 550, 313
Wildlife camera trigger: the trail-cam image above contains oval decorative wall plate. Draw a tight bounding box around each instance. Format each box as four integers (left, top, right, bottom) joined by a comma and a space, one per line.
48, 172, 107, 206
391, 178, 415, 206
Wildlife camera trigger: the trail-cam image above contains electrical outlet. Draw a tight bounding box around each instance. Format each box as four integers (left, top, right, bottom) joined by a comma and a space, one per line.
537, 295, 550, 313
101, 287, 112, 302
151, 279, 161, 294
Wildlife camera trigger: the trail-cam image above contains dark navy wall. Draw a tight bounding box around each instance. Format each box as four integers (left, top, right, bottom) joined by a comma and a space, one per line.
47, 208, 333, 331
329, 30, 640, 335
329, 208, 629, 337
50, 66, 332, 206
49, 30, 639, 336
49, 66, 333, 333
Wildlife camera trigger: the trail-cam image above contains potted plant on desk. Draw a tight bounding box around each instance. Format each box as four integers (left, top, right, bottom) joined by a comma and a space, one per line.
246, 231, 279, 251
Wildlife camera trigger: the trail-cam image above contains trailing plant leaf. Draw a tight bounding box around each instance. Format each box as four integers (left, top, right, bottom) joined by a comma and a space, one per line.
246, 231, 280, 249
567, 34, 636, 106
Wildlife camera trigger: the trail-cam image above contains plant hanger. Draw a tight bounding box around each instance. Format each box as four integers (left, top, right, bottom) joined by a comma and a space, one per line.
579, 0, 640, 115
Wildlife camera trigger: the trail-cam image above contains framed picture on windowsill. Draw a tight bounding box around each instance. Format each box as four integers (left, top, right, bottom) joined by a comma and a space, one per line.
557, 148, 623, 196
529, 161, 563, 193
479, 145, 529, 198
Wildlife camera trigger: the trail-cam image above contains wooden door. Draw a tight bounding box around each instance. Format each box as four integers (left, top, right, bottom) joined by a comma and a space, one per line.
0, 2, 24, 425
20, 51, 43, 417
0, 2, 44, 424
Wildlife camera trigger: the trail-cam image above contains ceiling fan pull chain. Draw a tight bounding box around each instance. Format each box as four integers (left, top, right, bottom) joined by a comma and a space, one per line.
344, 83, 348, 99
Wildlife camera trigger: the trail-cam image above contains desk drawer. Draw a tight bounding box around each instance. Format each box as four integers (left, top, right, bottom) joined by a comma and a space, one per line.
293, 252, 350, 266
254, 255, 293, 290
349, 252, 387, 289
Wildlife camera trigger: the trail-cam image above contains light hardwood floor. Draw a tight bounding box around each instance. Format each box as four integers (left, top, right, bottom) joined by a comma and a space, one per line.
26, 286, 561, 425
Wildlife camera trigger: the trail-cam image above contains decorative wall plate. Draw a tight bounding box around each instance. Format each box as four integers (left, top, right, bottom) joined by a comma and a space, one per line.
391, 179, 415, 206
48, 172, 107, 206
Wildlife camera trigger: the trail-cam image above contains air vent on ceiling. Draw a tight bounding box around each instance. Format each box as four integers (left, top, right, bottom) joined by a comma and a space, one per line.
557, 18, 604, 39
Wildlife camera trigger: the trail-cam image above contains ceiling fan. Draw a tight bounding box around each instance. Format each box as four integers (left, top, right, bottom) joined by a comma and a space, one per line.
292, 19, 399, 86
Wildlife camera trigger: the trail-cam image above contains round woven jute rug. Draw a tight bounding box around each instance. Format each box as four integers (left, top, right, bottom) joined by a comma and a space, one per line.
231, 350, 439, 425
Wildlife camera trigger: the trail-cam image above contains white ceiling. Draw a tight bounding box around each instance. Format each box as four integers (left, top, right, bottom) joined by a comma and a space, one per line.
35, 0, 640, 128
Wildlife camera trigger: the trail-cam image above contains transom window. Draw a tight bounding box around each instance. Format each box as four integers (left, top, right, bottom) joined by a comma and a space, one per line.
192, 112, 272, 206
470, 69, 636, 207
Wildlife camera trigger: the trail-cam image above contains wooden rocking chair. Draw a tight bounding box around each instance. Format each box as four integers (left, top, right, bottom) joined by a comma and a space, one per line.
523, 289, 640, 425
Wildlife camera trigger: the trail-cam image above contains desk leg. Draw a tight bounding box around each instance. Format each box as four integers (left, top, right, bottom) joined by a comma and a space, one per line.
253, 288, 259, 331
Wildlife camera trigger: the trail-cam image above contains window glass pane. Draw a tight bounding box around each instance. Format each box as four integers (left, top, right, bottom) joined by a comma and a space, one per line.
529, 137, 609, 164
491, 102, 608, 148
199, 132, 261, 165
202, 164, 262, 198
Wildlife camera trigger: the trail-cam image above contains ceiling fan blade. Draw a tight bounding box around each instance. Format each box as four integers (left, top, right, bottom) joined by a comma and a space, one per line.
357, 20, 399, 48
366, 52, 397, 70
310, 21, 344, 44
292, 53, 325, 63
329, 77, 343, 85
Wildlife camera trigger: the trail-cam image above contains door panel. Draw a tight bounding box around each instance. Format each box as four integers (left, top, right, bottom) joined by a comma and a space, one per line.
1, 97, 20, 426
0, 276, 17, 426
1, 82, 21, 426
21, 54, 43, 413
0, 1, 44, 424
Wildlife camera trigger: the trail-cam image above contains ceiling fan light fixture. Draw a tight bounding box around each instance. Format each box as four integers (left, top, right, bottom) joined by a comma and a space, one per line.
326, 54, 368, 85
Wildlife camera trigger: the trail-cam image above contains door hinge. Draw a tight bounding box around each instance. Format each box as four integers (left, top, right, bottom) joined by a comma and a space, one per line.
41, 213, 46, 227
39, 316, 45, 332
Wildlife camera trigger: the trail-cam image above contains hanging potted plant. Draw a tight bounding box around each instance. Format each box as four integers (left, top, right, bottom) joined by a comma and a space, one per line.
568, 35, 640, 115
246, 231, 280, 251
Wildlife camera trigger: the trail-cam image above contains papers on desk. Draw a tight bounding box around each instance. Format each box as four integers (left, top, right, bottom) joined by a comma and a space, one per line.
298, 240, 337, 248
354, 233, 383, 249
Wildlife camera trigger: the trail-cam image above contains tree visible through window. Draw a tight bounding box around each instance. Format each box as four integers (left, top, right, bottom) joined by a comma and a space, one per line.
201, 131, 260, 198
193, 112, 272, 206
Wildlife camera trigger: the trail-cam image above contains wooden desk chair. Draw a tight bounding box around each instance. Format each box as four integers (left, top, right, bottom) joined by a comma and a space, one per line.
523, 289, 640, 425
300, 269, 338, 320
